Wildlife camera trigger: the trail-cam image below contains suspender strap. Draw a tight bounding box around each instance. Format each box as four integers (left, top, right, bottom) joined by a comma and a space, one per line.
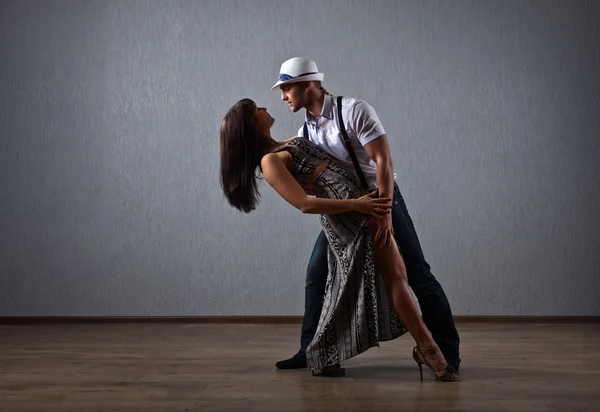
336, 96, 369, 191
302, 96, 370, 191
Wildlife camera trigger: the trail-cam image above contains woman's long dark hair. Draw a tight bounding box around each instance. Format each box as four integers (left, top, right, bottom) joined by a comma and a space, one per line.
220, 98, 270, 213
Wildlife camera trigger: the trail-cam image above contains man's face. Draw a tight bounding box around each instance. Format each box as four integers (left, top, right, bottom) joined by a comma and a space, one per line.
279, 83, 307, 113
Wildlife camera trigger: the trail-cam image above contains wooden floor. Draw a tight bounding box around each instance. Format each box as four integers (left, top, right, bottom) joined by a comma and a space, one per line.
1, 322, 599, 412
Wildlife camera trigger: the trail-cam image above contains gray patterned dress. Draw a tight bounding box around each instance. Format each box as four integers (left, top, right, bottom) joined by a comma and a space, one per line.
272, 138, 407, 371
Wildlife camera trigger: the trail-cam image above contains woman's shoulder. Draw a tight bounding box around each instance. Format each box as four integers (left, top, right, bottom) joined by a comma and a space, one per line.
261, 149, 293, 171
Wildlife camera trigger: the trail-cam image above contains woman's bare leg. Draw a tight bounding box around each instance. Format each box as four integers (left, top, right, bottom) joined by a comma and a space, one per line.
369, 226, 447, 371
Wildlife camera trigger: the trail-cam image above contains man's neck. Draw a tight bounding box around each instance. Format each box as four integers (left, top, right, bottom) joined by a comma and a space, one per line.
306, 93, 325, 119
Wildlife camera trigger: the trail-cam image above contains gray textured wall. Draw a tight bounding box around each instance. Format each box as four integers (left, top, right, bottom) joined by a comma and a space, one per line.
1, 0, 599, 316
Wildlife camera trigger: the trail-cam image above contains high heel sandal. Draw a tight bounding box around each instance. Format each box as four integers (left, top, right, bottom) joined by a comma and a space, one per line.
413, 346, 461, 382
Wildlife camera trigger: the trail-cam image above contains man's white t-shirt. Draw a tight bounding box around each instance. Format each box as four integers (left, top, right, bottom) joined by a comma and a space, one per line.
297, 95, 396, 190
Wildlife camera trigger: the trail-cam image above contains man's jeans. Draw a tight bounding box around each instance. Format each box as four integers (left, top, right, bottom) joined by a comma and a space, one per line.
299, 182, 461, 368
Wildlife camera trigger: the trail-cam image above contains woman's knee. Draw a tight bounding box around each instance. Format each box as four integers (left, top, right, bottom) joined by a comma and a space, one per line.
374, 247, 408, 285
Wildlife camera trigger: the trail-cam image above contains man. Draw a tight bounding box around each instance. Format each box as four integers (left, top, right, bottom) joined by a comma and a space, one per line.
272, 57, 461, 373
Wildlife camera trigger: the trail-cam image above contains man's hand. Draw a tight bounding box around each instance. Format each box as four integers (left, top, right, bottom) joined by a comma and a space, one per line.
369, 213, 394, 248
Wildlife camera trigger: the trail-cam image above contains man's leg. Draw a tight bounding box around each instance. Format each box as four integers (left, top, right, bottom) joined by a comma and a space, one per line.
390, 183, 461, 370
276, 231, 328, 369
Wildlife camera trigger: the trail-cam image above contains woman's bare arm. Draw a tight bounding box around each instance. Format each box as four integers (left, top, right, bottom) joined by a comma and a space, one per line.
260, 153, 391, 216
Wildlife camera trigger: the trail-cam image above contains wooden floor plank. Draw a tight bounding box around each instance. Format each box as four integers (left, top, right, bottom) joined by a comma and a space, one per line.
1, 323, 599, 411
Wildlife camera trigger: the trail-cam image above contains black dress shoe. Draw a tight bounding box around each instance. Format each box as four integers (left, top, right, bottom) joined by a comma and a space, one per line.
276, 350, 307, 369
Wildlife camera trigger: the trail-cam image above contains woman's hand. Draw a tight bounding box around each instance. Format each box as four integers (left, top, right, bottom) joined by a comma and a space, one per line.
354, 191, 392, 218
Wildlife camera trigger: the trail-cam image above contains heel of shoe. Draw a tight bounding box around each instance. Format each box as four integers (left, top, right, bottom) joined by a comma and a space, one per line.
413, 347, 424, 381
413, 345, 461, 382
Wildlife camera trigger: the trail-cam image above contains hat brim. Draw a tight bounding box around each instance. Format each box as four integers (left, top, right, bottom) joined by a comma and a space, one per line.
271, 73, 324, 90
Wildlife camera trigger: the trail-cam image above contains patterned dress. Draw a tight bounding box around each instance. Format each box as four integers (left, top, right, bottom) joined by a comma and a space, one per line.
272, 138, 407, 370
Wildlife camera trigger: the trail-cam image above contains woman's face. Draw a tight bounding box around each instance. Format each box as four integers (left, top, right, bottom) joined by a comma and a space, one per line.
255, 106, 275, 134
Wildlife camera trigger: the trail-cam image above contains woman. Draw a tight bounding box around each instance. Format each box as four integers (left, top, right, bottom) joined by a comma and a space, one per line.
220, 98, 459, 381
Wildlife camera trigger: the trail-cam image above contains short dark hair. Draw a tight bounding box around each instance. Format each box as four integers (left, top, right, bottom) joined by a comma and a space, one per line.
219, 98, 269, 213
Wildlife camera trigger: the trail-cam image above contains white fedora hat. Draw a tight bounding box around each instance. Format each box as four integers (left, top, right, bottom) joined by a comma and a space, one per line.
271, 57, 324, 90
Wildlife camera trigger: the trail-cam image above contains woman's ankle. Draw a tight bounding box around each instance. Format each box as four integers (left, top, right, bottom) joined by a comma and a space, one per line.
416, 334, 436, 349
